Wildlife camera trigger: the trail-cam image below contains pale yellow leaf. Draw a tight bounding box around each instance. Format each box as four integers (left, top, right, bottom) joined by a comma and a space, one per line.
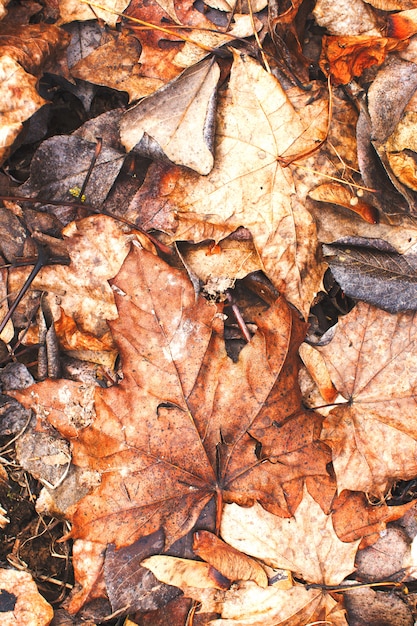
221, 487, 359, 585
141, 555, 229, 590
121, 58, 220, 174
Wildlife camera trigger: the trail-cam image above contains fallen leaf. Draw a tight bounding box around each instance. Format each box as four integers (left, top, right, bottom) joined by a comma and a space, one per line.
142, 555, 231, 590
193, 530, 268, 588
19, 135, 125, 208
309, 182, 379, 223
0, 22, 70, 164
312, 301, 417, 495
14, 242, 331, 554
70, 31, 160, 103
58, 0, 130, 27
8, 215, 136, 337
208, 582, 348, 626
313, 0, 379, 36
220, 487, 359, 585
323, 238, 417, 313
332, 490, 415, 547
367, 0, 417, 9
320, 34, 408, 85
131, 52, 328, 317
387, 8, 417, 39
120, 57, 220, 174
0, 568, 53, 626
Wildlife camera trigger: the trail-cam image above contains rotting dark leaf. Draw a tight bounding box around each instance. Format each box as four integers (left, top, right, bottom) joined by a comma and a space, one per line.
18, 135, 125, 209
323, 237, 417, 312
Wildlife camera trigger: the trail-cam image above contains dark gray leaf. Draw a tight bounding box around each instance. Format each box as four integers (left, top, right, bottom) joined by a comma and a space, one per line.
19, 135, 125, 208
323, 238, 417, 313
104, 530, 180, 614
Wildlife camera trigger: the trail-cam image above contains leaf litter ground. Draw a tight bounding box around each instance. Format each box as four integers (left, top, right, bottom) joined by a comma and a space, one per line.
3, 0, 417, 625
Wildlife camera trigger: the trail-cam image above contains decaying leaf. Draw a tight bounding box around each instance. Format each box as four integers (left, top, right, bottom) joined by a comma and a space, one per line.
13, 243, 331, 554
144, 489, 355, 625
57, 0, 130, 27
120, 57, 220, 174
131, 52, 328, 317
0, 23, 70, 164
312, 301, 417, 495
0, 568, 53, 626
323, 237, 417, 312
7, 215, 136, 338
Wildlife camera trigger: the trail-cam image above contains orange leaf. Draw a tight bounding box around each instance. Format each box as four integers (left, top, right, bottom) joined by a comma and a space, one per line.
321, 35, 408, 85
13, 243, 331, 551
193, 530, 268, 588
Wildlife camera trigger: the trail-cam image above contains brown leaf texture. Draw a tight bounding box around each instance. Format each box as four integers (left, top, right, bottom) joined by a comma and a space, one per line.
313, 301, 417, 495
16, 243, 330, 549
130, 52, 328, 318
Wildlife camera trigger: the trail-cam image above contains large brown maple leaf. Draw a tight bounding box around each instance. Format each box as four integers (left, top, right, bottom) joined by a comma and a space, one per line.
12, 243, 330, 549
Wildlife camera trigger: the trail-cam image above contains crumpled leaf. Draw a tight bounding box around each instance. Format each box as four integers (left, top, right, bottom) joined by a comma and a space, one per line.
208, 582, 348, 626
385, 111, 417, 191
130, 52, 328, 317
141, 557, 347, 626
123, 0, 218, 87
323, 237, 417, 313
221, 487, 359, 586
70, 31, 157, 103
143, 488, 354, 626
13, 243, 331, 553
320, 34, 407, 85
193, 530, 268, 588
8, 215, 137, 337
309, 182, 378, 224
120, 57, 220, 174
312, 301, 417, 495
0, 23, 70, 164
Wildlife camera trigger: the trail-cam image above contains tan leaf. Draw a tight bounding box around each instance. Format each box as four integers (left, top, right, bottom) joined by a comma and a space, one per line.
0, 568, 53, 625
313, 302, 417, 495
193, 530, 268, 588
8, 215, 137, 337
0, 56, 47, 164
120, 57, 220, 174
132, 52, 328, 317
208, 582, 348, 626
141, 555, 230, 590
70, 32, 162, 103
220, 487, 360, 585
58, 0, 130, 27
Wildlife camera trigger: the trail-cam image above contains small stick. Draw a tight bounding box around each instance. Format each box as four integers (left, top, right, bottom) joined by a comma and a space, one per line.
0, 243, 48, 336
225, 290, 252, 342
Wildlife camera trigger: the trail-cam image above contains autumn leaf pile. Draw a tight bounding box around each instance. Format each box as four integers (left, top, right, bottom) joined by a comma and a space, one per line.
2, 0, 417, 625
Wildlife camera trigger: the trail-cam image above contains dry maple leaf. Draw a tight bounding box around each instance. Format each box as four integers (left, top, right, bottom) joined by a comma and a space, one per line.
310, 301, 417, 495
130, 52, 328, 318
13, 242, 331, 550
143, 488, 356, 625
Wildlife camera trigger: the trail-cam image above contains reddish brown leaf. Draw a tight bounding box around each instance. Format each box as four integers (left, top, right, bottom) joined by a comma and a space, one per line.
193, 530, 268, 587
14, 243, 331, 552
332, 490, 416, 548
